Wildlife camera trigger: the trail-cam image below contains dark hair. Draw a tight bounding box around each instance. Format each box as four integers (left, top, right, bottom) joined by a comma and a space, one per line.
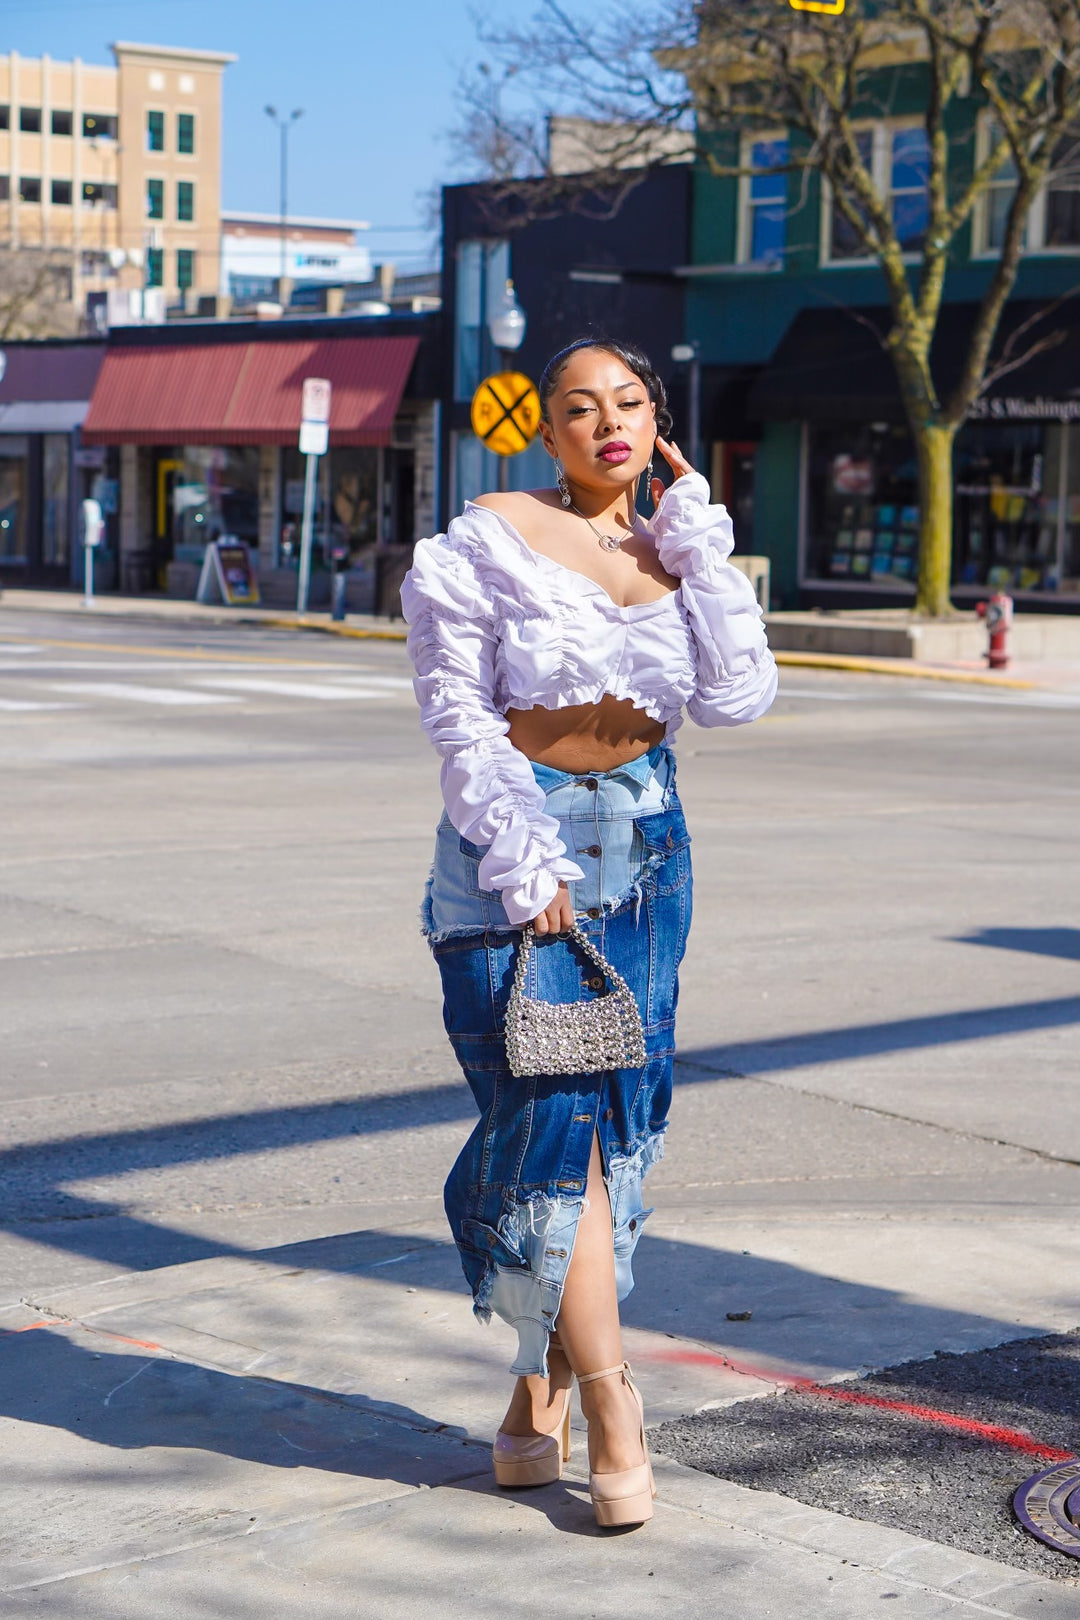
538, 336, 673, 438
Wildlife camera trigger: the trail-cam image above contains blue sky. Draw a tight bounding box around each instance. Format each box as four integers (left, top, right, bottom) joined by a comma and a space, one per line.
4, 0, 487, 269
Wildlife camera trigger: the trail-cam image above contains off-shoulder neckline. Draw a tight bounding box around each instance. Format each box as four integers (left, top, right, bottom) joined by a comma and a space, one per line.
460, 500, 683, 616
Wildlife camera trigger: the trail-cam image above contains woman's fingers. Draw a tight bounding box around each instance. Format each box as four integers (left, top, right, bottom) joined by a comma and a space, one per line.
655, 434, 695, 479
531, 883, 573, 936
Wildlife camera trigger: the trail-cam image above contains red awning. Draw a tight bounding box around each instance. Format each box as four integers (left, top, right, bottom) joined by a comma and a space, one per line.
82, 334, 420, 446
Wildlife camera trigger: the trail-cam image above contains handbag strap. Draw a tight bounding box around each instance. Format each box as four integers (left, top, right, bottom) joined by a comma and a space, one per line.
511, 921, 635, 1005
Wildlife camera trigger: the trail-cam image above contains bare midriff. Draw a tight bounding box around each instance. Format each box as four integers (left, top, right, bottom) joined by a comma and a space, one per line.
506, 695, 665, 773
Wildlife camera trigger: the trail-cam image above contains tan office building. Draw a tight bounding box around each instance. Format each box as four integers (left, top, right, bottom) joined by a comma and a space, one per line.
0, 41, 234, 316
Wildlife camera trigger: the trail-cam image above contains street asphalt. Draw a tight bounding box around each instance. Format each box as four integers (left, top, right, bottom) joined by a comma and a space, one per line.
1, 605, 1079, 1615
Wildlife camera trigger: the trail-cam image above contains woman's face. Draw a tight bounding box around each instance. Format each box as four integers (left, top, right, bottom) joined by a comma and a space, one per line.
540, 348, 656, 498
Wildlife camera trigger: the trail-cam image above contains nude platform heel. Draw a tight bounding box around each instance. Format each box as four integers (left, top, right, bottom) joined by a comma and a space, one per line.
577, 1361, 655, 1528
492, 1384, 573, 1488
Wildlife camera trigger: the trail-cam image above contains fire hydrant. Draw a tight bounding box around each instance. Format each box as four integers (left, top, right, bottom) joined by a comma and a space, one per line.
976, 591, 1013, 670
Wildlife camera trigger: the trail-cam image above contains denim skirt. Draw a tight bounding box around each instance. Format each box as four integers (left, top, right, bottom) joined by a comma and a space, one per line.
424, 745, 692, 1375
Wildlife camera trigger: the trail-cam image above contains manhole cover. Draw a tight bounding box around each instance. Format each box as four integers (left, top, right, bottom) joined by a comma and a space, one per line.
1014, 1462, 1080, 1558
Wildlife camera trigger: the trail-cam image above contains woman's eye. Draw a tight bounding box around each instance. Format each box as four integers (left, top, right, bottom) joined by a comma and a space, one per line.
567, 406, 592, 417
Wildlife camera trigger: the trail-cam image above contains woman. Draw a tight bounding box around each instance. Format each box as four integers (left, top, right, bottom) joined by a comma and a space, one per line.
401, 337, 777, 1528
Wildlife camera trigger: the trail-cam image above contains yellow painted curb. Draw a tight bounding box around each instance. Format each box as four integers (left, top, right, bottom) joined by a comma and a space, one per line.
774, 650, 1036, 689
261, 615, 407, 642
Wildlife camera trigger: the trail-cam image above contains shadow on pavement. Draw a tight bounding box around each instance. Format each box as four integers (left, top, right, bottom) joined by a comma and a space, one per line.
952, 926, 1080, 964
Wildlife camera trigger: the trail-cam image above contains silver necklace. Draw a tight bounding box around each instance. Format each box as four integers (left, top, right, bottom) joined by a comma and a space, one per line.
569, 501, 632, 553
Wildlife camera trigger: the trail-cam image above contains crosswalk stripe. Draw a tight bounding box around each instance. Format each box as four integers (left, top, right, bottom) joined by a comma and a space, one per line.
193, 676, 386, 701
0, 698, 80, 712
48, 681, 238, 706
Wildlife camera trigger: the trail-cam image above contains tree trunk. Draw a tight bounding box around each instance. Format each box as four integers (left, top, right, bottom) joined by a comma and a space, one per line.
913, 419, 958, 618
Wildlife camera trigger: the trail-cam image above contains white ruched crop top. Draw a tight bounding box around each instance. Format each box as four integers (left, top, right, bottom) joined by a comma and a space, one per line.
401, 471, 778, 925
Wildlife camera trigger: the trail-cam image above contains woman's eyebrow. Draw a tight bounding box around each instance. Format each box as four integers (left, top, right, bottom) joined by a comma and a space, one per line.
563, 383, 642, 398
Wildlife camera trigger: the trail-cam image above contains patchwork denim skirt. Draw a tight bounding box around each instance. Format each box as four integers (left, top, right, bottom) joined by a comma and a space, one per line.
423, 744, 693, 1375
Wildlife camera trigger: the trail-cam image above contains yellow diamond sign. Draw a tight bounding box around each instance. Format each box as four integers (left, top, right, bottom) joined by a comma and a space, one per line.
789, 0, 845, 11
471, 371, 541, 458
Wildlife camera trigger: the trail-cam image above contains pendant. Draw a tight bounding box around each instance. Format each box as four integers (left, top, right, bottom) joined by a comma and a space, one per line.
599, 535, 622, 552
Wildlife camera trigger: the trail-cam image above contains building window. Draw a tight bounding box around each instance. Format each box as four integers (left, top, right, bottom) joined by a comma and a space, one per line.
976, 117, 1080, 254
51, 109, 73, 137
19, 107, 41, 134
147, 178, 165, 220
177, 112, 195, 155
83, 113, 118, 140
146, 247, 164, 288
176, 180, 194, 222
19, 177, 42, 204
82, 181, 118, 208
829, 129, 875, 260
164, 446, 260, 558
0, 177, 8, 202
827, 123, 929, 262
1045, 126, 1080, 249
889, 126, 930, 251
454, 239, 510, 401
177, 248, 195, 290
0, 107, 8, 131
51, 179, 73, 206
43, 436, 71, 569
147, 109, 165, 152
740, 134, 788, 267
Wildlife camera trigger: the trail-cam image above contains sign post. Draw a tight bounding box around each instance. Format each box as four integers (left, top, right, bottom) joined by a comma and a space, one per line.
297, 376, 331, 614
81, 497, 104, 606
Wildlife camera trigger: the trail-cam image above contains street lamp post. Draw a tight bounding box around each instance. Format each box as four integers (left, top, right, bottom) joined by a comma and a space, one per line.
487, 278, 527, 492
264, 105, 303, 295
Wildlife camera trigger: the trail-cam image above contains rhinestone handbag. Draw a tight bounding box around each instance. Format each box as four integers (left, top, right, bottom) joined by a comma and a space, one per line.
504, 923, 647, 1078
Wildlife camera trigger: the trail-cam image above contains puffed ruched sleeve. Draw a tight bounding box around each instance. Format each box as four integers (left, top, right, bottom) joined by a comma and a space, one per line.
648, 472, 778, 726
401, 527, 585, 925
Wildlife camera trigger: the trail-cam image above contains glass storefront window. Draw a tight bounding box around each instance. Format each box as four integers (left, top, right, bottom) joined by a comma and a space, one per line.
0, 437, 29, 565
954, 421, 1080, 594
279, 446, 379, 566
42, 435, 70, 566
806, 423, 919, 584
164, 446, 259, 561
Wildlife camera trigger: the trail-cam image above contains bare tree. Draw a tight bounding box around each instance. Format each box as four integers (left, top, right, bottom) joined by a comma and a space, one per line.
0, 245, 78, 339
464, 0, 1080, 617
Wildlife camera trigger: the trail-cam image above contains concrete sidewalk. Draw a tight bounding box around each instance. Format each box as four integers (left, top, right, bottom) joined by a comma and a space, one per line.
4, 1232, 1078, 1618
5, 584, 1080, 690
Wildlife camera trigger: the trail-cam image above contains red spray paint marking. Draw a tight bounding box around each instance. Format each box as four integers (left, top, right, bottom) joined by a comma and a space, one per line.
644, 1346, 1076, 1464
1, 1319, 164, 1353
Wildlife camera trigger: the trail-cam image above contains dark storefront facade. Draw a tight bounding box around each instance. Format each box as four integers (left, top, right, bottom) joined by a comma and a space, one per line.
0, 341, 117, 591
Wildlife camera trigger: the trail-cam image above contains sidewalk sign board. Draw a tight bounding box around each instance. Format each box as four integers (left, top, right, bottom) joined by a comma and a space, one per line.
196, 538, 261, 606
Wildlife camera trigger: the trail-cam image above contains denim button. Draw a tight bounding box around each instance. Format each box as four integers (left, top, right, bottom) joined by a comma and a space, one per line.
585, 844, 602, 857
584, 777, 598, 791
604, 1107, 614, 1122
586, 975, 604, 990
586, 906, 601, 919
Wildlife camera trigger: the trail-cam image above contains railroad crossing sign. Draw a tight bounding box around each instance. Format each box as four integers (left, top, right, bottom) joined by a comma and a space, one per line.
470, 370, 541, 458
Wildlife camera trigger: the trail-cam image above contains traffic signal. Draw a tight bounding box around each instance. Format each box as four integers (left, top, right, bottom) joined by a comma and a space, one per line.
789, 0, 845, 12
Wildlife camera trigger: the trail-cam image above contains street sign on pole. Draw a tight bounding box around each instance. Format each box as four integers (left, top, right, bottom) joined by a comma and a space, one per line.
297, 376, 331, 613
470, 371, 541, 458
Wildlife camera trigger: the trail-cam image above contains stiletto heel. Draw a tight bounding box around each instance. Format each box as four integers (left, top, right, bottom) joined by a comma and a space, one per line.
578, 1361, 654, 1528
492, 1384, 573, 1488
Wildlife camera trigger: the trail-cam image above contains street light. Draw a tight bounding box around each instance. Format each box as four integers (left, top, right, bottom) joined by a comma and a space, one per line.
264, 105, 304, 292
487, 279, 527, 491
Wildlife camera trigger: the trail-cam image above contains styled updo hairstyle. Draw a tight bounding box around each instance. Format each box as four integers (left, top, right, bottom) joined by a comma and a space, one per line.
538, 337, 673, 439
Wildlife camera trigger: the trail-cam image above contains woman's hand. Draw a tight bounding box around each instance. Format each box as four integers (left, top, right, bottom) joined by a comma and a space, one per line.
651, 435, 695, 510
531, 881, 575, 937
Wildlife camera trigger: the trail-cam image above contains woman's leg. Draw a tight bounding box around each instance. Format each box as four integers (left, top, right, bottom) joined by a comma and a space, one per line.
549, 1132, 645, 1473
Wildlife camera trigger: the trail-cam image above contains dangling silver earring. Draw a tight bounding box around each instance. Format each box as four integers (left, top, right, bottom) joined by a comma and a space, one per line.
555, 459, 571, 507
646, 458, 654, 485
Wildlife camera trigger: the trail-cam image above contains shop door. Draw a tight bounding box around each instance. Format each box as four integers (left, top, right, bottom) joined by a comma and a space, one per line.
723, 442, 757, 548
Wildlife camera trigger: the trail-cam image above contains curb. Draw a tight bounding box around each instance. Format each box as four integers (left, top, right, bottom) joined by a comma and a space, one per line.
772, 649, 1037, 689
0, 594, 1055, 686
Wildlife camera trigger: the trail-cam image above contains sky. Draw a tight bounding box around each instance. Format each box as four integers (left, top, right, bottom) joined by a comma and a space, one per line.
3, 0, 490, 271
